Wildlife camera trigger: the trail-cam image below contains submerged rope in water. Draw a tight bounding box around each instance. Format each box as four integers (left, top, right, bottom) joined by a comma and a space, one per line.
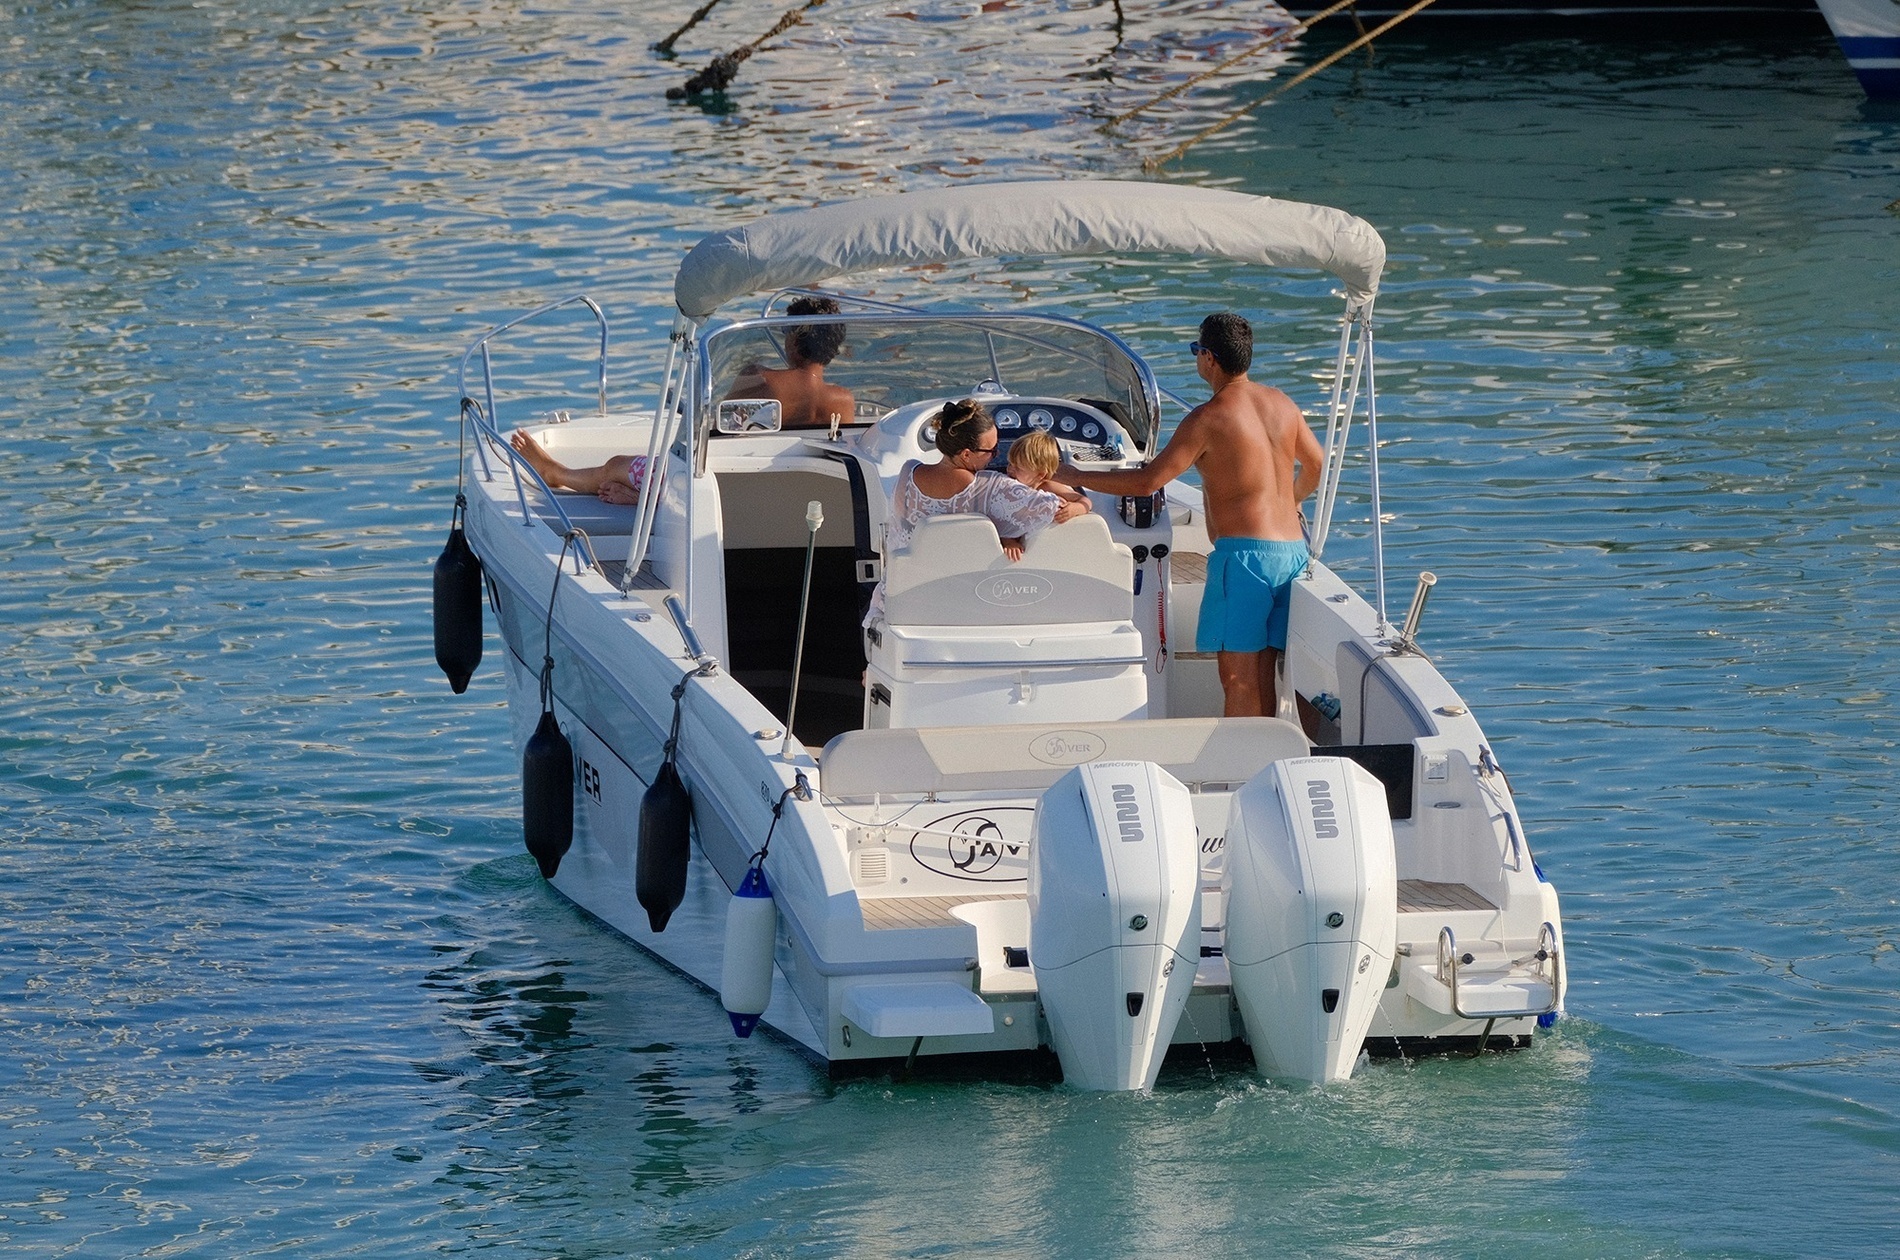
653, 0, 732, 56
1145, 0, 1442, 169
1102, 0, 1359, 131
667, 0, 829, 99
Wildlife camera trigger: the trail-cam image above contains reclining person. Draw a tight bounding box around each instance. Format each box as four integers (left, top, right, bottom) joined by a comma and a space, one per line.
509, 296, 858, 504
508, 432, 649, 506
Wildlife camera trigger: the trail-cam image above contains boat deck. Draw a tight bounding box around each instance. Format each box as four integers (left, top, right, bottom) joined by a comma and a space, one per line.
596, 559, 667, 591
1397, 879, 1497, 913
860, 893, 1019, 931
858, 880, 1496, 931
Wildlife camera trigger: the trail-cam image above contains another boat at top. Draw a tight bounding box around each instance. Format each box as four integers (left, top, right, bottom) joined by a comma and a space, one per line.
1814, 0, 1900, 98
435, 180, 1566, 1091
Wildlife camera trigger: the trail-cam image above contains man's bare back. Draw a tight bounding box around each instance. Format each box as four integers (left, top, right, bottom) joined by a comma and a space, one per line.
1057, 351, 1321, 542
757, 363, 856, 430
729, 295, 855, 430
1183, 378, 1322, 544
1058, 313, 1325, 720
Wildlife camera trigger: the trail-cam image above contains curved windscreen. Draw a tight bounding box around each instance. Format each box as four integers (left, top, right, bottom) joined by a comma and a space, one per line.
700, 313, 1158, 451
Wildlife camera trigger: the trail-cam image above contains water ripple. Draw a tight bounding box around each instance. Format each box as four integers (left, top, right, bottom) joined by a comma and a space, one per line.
2, 5, 1896, 1256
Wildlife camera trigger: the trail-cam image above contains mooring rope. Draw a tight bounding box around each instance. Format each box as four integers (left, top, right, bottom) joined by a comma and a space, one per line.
1144, 0, 1441, 169
653, 0, 732, 56
667, 0, 829, 99
1102, 0, 1359, 131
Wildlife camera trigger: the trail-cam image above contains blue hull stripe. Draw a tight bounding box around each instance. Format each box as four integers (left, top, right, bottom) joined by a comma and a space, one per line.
1850, 67, 1900, 96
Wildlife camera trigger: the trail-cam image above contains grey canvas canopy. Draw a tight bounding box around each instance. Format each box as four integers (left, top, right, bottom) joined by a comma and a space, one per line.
673, 180, 1386, 320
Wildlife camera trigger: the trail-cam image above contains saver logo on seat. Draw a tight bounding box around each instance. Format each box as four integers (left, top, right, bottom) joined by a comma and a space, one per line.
1028, 730, 1107, 766
974, 572, 1054, 606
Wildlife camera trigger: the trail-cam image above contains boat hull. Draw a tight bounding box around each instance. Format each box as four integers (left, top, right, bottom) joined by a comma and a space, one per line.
463, 424, 1564, 1080
1816, 0, 1900, 97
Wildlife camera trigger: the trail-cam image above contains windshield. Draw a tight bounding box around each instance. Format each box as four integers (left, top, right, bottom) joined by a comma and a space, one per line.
699, 313, 1158, 451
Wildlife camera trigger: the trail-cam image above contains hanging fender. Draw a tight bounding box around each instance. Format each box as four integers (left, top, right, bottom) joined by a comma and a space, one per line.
521, 531, 587, 880
433, 495, 484, 693
721, 864, 777, 1038
718, 774, 805, 1037
521, 708, 574, 879
636, 678, 696, 933
636, 759, 693, 932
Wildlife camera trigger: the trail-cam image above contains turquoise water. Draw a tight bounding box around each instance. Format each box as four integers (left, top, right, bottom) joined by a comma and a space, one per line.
3, 3, 1897, 1255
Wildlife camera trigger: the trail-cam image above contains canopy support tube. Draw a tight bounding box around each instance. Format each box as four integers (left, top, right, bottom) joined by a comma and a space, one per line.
624, 316, 694, 585
1311, 307, 1371, 560
1309, 312, 1355, 557
1364, 322, 1389, 634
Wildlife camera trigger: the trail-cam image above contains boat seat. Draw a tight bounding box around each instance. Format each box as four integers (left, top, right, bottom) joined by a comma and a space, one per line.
881, 512, 1132, 627
534, 492, 644, 536
820, 716, 1310, 800
866, 514, 1146, 728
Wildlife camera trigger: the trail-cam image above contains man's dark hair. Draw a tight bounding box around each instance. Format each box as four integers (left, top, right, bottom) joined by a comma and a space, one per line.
1199, 311, 1252, 376
786, 295, 846, 366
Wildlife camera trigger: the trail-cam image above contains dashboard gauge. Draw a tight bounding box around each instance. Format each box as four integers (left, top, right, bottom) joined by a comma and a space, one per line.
1058, 415, 1078, 434
1079, 420, 1102, 442
995, 408, 1021, 428
1027, 408, 1055, 432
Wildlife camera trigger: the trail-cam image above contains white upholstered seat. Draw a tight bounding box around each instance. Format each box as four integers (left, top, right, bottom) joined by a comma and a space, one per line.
866, 513, 1147, 728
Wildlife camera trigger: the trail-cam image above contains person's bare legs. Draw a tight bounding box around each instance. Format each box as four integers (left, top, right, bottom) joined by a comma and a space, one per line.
594, 457, 643, 504
1218, 650, 1267, 717
1217, 648, 1285, 717
1257, 646, 1282, 720
511, 431, 603, 494
510, 431, 640, 502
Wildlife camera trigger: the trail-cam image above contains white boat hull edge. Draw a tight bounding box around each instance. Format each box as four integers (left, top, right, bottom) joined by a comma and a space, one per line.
1030, 762, 1202, 1091
1225, 758, 1399, 1086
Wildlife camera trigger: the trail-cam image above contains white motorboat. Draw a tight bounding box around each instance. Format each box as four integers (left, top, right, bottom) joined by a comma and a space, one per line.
1815, 0, 1900, 99
434, 181, 1566, 1091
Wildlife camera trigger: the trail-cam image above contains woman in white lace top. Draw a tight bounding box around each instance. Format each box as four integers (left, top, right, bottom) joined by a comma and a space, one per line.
868, 399, 1089, 625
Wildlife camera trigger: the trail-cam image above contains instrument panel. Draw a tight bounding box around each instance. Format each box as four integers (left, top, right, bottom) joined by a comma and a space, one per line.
987, 398, 1125, 467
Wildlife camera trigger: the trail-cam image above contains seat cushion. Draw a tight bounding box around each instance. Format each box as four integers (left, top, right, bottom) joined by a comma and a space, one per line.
884, 513, 1132, 627
883, 622, 1144, 670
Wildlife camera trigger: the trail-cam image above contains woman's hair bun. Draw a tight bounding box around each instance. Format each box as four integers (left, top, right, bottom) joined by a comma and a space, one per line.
935, 398, 993, 456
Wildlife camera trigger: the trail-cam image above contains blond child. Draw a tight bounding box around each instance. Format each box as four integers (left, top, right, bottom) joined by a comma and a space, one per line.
995, 431, 1090, 559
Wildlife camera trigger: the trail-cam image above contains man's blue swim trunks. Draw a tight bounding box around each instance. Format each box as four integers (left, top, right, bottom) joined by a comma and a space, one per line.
1195, 537, 1309, 654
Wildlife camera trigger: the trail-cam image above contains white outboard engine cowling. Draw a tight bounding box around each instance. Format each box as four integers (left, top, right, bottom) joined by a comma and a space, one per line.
1030, 761, 1200, 1092
1224, 757, 1398, 1086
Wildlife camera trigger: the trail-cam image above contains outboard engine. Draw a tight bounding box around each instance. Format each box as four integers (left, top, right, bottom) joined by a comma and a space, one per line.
1224, 757, 1397, 1086
1029, 761, 1200, 1092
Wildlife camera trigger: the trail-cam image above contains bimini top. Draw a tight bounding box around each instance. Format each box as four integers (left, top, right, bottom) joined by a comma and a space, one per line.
673, 180, 1386, 320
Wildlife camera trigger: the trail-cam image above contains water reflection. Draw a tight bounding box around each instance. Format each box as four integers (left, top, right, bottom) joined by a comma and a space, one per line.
418, 874, 830, 1233
2, 2, 1897, 1255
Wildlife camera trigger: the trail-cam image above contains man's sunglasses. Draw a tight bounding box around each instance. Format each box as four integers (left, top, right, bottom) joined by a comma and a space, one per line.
1188, 341, 1205, 356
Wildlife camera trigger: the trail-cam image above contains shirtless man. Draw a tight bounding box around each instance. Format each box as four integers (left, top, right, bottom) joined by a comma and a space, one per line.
731, 295, 855, 429
1059, 312, 1324, 718
509, 296, 857, 505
